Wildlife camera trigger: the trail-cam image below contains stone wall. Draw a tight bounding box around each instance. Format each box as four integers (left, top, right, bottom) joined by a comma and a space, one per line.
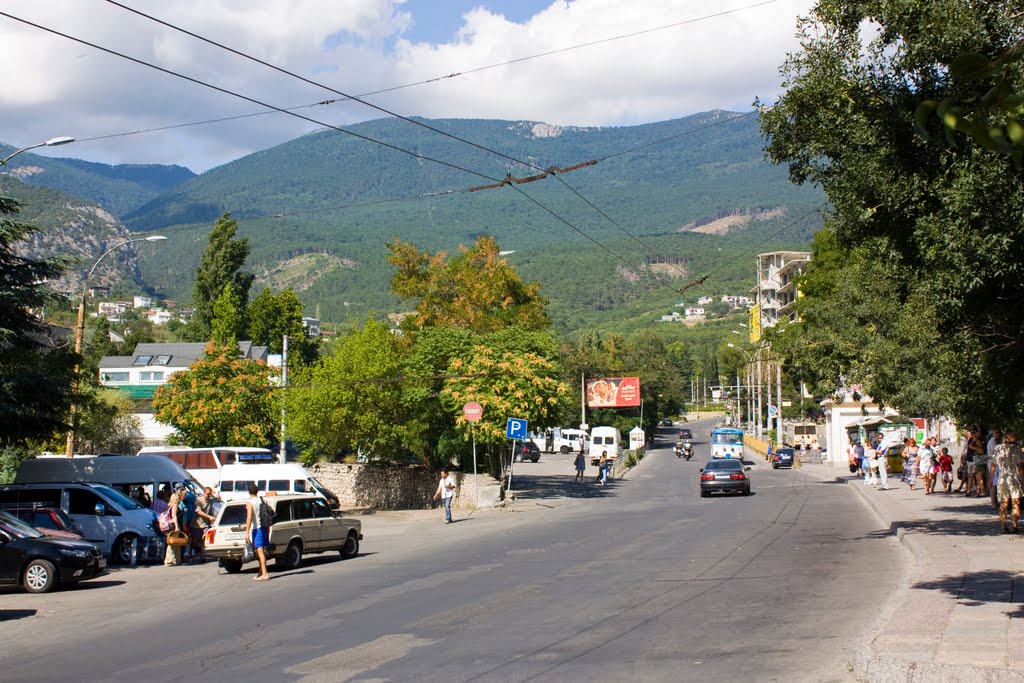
308, 463, 499, 511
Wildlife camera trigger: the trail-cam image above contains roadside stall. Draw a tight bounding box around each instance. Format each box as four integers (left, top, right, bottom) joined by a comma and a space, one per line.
845, 416, 915, 473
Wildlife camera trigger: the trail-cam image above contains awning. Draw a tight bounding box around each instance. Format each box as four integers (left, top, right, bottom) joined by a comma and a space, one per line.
107, 385, 159, 399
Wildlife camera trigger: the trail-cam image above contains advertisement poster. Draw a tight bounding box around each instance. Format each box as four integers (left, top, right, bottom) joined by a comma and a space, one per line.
586, 377, 641, 408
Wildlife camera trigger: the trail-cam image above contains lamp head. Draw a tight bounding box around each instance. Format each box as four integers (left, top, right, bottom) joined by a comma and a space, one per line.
144, 235, 168, 242
44, 136, 75, 147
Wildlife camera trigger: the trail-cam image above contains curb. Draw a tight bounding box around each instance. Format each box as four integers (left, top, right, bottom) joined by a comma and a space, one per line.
803, 467, 1023, 682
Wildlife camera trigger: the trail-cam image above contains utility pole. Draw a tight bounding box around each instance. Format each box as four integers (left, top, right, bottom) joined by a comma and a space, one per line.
777, 361, 784, 450
279, 334, 288, 463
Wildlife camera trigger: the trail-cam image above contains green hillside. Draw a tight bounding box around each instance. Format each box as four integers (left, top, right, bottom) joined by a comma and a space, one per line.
122, 112, 821, 324
0, 143, 194, 216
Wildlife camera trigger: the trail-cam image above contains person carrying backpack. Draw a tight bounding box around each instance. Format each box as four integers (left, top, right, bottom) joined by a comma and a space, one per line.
246, 484, 272, 581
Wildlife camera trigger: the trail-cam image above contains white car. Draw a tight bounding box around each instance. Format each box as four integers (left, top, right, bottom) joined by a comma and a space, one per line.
204, 494, 361, 573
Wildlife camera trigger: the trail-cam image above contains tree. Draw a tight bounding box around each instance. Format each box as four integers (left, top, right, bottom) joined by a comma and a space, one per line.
759, 0, 1024, 426
0, 196, 77, 446
286, 319, 412, 462
211, 282, 245, 346
247, 287, 319, 367
152, 343, 276, 446
387, 235, 548, 333
188, 213, 253, 341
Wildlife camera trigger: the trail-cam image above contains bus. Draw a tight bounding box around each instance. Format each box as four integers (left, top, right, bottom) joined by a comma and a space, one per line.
711, 427, 744, 459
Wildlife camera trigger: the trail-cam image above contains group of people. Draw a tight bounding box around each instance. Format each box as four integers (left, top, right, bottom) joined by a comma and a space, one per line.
572, 446, 610, 485
848, 427, 1024, 533
151, 484, 218, 566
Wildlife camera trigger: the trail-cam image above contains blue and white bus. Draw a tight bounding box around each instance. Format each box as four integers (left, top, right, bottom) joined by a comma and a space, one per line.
711, 427, 744, 459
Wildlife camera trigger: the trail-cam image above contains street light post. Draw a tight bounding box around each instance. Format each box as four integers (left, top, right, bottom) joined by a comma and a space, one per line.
65, 235, 167, 458
1, 136, 75, 166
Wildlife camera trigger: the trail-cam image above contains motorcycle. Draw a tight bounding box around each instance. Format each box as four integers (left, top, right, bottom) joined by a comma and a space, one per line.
674, 442, 683, 458
683, 442, 694, 460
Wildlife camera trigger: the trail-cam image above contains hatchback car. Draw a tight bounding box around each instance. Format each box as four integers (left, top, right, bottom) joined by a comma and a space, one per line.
699, 459, 752, 497
0, 511, 105, 593
204, 494, 362, 574
513, 441, 541, 463
771, 447, 795, 469
679, 428, 693, 440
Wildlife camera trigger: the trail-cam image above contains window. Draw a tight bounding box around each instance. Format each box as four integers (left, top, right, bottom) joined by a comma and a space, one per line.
139, 371, 165, 382
152, 355, 172, 365
311, 500, 331, 519
101, 371, 130, 383
293, 480, 308, 493
33, 512, 59, 530
0, 489, 60, 507
220, 504, 247, 526
233, 481, 265, 492
268, 479, 290, 492
132, 355, 153, 366
220, 481, 233, 493
274, 502, 291, 522
68, 488, 104, 515
290, 499, 313, 520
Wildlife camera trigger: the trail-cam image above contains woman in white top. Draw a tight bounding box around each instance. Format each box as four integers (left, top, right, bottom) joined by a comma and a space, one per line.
917, 438, 936, 495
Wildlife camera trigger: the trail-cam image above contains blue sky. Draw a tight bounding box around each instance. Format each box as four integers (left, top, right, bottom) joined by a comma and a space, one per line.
400, 0, 555, 43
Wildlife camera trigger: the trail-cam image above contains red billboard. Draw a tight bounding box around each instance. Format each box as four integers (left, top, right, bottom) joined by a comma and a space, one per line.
586, 377, 641, 408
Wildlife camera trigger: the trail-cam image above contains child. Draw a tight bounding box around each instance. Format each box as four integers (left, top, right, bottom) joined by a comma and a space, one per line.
937, 447, 954, 493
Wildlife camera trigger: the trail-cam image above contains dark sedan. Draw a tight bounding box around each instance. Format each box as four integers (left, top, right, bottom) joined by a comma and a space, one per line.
0, 511, 105, 593
513, 441, 541, 463
679, 428, 693, 440
772, 447, 796, 469
699, 459, 752, 497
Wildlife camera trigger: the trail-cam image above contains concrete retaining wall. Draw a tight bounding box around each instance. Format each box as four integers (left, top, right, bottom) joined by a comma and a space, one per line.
307, 463, 500, 511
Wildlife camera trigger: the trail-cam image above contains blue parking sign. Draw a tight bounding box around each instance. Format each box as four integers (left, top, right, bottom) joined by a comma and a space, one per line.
506, 418, 528, 440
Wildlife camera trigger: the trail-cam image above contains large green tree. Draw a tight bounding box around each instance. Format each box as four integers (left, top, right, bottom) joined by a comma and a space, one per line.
0, 196, 76, 446
760, 0, 1024, 426
188, 213, 253, 341
247, 287, 319, 367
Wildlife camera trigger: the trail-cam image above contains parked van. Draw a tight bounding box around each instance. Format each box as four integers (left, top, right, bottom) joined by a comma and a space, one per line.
16, 455, 204, 504
0, 482, 161, 564
137, 446, 277, 489
589, 426, 623, 465
216, 463, 340, 509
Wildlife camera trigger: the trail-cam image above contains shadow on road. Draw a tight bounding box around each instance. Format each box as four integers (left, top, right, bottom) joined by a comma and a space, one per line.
867, 517, 1000, 538
912, 569, 1024, 615
67, 579, 126, 591
0, 609, 37, 621
507, 474, 618, 501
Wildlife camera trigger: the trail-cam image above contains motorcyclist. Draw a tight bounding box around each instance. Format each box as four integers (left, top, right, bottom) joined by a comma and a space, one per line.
683, 440, 694, 459
675, 439, 684, 456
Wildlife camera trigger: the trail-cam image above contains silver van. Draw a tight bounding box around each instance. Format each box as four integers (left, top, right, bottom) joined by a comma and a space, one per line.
0, 483, 161, 563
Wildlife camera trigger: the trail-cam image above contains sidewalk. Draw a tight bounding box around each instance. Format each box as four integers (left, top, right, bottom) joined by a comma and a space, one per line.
800, 462, 1024, 682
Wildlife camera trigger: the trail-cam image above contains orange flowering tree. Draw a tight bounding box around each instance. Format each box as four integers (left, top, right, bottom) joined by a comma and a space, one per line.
152, 343, 277, 446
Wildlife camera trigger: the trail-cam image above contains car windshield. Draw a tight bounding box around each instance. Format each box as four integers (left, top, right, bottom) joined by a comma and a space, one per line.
0, 510, 45, 539
90, 484, 143, 510
705, 460, 742, 471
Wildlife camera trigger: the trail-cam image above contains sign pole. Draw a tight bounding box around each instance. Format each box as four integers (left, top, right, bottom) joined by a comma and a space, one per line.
509, 438, 516, 492
472, 423, 478, 508
462, 401, 483, 508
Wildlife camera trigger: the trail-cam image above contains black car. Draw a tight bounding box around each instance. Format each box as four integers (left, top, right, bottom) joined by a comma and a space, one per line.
513, 441, 541, 463
771, 447, 796, 469
699, 459, 752, 497
679, 428, 693, 440
0, 511, 105, 593
660, 418, 673, 427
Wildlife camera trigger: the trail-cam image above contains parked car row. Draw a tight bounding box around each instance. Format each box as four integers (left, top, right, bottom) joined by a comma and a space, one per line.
0, 510, 106, 593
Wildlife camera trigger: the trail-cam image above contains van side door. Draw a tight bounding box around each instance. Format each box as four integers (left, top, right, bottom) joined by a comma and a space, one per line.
67, 487, 119, 553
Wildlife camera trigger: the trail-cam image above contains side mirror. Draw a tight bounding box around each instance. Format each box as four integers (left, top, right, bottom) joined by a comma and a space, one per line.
745, 467, 752, 471
699, 468, 704, 473
94, 503, 107, 516
0, 531, 10, 544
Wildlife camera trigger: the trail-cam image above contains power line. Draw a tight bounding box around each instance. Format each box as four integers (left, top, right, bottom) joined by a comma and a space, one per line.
75, 1, 776, 144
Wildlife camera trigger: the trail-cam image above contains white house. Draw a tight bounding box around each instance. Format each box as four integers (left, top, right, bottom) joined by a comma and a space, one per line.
820, 388, 899, 465
302, 316, 321, 336
145, 310, 173, 325
697, 296, 713, 306
99, 341, 270, 446
685, 306, 705, 317
97, 301, 129, 318
132, 295, 153, 309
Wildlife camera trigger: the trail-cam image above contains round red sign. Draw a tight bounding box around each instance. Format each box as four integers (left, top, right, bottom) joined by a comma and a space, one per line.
463, 401, 483, 423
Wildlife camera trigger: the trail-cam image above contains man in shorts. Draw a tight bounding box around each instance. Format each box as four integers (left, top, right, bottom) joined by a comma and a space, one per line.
245, 484, 270, 581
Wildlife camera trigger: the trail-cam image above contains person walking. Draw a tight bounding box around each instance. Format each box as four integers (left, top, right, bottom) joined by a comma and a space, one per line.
163, 490, 183, 567
874, 434, 890, 490
573, 446, 586, 483
597, 451, 609, 485
902, 438, 919, 490
965, 428, 986, 497
862, 441, 876, 486
937, 447, 954, 493
191, 486, 217, 563
919, 438, 937, 494
433, 469, 456, 524
246, 484, 271, 581
988, 429, 1003, 510
992, 432, 1023, 534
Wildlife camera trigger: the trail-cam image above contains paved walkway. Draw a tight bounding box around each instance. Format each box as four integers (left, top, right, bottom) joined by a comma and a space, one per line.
799, 462, 1024, 682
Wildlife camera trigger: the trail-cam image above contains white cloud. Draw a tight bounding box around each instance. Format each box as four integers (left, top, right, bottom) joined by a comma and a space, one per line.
0, 0, 812, 172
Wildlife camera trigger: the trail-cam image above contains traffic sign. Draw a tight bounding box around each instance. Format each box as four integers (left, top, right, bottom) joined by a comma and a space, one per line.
506, 418, 528, 440
768, 405, 779, 417
463, 401, 483, 423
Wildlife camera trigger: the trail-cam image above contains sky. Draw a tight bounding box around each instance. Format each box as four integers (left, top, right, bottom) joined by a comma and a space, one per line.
0, 0, 816, 173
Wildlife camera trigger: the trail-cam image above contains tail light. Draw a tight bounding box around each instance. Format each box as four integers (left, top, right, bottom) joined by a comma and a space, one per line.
729, 473, 746, 480
700, 474, 715, 481
205, 528, 216, 544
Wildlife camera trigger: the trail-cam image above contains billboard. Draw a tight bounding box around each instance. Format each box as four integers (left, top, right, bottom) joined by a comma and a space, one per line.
586, 377, 641, 408
749, 304, 761, 343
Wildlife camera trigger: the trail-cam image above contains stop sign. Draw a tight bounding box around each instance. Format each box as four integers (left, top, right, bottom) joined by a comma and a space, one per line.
463, 401, 483, 423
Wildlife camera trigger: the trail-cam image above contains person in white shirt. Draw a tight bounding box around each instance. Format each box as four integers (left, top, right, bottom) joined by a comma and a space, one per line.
875, 434, 890, 490
433, 469, 457, 524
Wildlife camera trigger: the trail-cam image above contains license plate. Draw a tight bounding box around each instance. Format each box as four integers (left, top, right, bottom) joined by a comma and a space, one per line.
225, 532, 247, 541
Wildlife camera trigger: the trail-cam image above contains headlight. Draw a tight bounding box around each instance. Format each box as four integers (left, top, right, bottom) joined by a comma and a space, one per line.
66, 549, 93, 559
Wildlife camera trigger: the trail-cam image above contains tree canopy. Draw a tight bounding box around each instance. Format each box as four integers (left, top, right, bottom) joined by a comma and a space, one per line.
188, 213, 253, 341
760, 0, 1024, 426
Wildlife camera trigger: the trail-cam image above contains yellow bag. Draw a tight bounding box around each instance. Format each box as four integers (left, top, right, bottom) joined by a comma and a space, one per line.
165, 529, 189, 547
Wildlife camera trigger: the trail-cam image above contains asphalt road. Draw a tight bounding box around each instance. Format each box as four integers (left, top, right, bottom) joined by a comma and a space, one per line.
1, 418, 907, 682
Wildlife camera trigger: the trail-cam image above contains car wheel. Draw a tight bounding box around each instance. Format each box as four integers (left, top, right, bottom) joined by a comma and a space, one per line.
772, 463, 779, 469
514, 452, 523, 463
700, 490, 710, 498
340, 531, 360, 559
743, 485, 751, 496
112, 533, 137, 565
221, 559, 243, 574
560, 446, 570, 454
23, 559, 58, 593
531, 456, 540, 463
278, 541, 302, 570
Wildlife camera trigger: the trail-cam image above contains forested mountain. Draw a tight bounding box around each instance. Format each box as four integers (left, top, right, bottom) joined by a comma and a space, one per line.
3, 112, 823, 330
0, 143, 194, 216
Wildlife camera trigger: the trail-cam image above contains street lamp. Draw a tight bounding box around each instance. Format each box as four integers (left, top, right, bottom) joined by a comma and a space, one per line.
728, 343, 756, 434
65, 235, 167, 457
1, 136, 75, 166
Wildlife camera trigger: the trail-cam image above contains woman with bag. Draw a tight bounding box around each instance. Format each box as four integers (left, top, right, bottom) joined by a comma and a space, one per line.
901, 438, 920, 490
163, 490, 184, 566
918, 438, 937, 494
993, 432, 1024, 533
